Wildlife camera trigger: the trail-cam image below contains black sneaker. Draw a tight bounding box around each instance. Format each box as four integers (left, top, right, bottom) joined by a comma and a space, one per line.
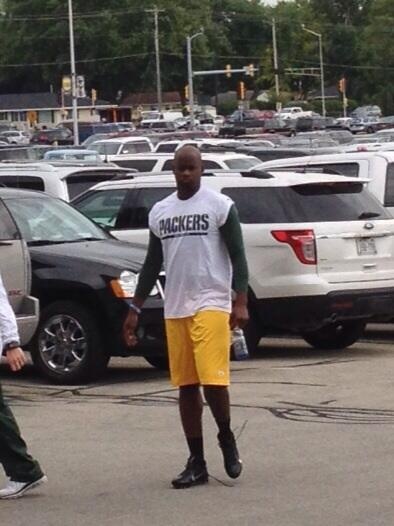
218, 432, 243, 479
171, 456, 209, 489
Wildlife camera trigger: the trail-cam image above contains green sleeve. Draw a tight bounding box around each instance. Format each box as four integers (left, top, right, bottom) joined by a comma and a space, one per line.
134, 231, 163, 300
219, 205, 249, 293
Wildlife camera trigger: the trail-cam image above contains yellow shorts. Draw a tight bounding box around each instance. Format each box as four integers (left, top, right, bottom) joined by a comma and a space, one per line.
165, 310, 231, 387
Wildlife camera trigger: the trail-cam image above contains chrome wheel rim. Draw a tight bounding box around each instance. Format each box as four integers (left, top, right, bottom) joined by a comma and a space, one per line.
38, 314, 87, 374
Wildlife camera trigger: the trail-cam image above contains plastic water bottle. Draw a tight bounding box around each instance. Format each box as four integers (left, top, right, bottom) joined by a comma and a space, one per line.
231, 328, 249, 360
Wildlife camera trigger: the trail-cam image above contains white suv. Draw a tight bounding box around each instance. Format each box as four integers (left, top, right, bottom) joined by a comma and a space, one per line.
0, 162, 132, 201
73, 173, 394, 352
107, 152, 261, 172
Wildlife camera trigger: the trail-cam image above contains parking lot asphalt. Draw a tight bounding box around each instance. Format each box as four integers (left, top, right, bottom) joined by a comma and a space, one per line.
1, 325, 394, 526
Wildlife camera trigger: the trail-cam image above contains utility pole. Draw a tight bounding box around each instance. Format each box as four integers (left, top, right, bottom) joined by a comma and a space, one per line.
272, 18, 280, 109
146, 6, 164, 113
67, 0, 79, 145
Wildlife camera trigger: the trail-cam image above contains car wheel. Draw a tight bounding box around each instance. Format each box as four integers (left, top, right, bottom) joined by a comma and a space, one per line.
30, 301, 109, 384
301, 321, 366, 350
366, 127, 374, 134
144, 355, 169, 370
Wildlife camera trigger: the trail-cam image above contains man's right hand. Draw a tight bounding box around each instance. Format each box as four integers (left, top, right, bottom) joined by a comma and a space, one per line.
123, 310, 139, 347
5, 347, 27, 372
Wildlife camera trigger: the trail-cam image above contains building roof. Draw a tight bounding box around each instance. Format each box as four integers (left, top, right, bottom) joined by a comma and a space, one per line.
121, 91, 182, 106
308, 85, 340, 100
0, 92, 113, 111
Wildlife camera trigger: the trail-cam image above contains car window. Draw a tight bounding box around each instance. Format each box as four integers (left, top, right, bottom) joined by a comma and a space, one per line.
115, 187, 174, 229
66, 171, 127, 199
222, 183, 389, 223
0, 199, 19, 240
384, 163, 394, 206
0, 176, 45, 191
5, 195, 107, 244
202, 160, 221, 170
156, 143, 178, 153
120, 141, 151, 155
91, 143, 120, 155
225, 157, 261, 170
74, 189, 128, 227
311, 163, 360, 177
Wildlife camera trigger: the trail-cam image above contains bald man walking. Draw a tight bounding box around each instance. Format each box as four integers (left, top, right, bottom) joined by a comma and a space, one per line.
123, 146, 249, 488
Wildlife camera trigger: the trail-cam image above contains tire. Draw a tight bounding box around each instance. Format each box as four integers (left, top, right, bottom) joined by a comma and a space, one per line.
30, 301, 109, 384
301, 321, 366, 350
144, 355, 169, 370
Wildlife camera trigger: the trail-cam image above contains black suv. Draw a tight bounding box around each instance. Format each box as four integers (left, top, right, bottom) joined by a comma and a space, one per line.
0, 188, 165, 384
31, 127, 73, 145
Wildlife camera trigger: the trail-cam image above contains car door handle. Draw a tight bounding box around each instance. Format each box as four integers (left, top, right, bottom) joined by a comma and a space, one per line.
0, 241, 13, 246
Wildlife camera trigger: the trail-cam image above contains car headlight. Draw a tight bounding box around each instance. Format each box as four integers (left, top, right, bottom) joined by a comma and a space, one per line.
110, 270, 159, 298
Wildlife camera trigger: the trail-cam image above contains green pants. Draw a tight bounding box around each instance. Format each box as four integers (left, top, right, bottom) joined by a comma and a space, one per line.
0, 381, 43, 482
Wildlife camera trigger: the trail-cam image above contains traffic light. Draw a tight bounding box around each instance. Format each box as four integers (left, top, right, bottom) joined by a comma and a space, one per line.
238, 81, 245, 100
184, 84, 189, 101
225, 64, 232, 78
338, 77, 346, 93
246, 63, 255, 77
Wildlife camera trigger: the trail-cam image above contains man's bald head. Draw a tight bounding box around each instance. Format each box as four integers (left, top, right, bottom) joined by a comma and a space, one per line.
174, 145, 202, 169
173, 145, 203, 197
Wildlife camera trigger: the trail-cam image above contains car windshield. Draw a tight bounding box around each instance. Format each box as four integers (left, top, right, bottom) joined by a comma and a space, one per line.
5, 195, 108, 245
90, 142, 120, 155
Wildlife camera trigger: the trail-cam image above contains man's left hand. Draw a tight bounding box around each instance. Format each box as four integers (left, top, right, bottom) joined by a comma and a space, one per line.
230, 303, 249, 330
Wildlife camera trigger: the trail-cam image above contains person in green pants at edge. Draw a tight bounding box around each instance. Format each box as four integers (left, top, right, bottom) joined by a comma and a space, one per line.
0, 273, 47, 499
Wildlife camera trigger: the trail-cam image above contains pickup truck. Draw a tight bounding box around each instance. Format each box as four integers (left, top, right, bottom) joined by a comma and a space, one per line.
0, 197, 39, 346
277, 107, 313, 119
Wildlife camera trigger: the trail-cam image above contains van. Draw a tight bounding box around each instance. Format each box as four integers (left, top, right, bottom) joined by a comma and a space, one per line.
0, 195, 39, 345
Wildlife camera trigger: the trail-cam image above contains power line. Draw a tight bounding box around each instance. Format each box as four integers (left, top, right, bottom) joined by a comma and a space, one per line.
0, 53, 151, 68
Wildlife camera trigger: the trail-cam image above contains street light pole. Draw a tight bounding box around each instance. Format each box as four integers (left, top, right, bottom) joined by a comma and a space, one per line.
67, 0, 79, 145
302, 25, 326, 117
186, 30, 204, 129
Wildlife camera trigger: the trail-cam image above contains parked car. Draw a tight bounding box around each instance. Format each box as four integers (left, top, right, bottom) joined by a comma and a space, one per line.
253, 151, 394, 214
57, 121, 127, 143
89, 137, 153, 158
0, 162, 133, 201
31, 127, 73, 145
0, 195, 39, 345
0, 130, 30, 145
73, 173, 394, 353
108, 152, 261, 172
0, 188, 165, 383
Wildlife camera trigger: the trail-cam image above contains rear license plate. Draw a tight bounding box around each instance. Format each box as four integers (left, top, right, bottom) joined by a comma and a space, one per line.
356, 237, 377, 255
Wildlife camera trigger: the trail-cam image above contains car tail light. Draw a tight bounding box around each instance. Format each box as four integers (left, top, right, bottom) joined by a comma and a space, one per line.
271, 229, 316, 265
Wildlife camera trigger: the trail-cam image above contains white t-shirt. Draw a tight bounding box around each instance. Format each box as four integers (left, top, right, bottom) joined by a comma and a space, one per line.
149, 186, 233, 319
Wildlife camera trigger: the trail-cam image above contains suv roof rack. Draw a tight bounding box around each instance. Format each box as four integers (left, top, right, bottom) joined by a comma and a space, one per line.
0, 161, 57, 171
